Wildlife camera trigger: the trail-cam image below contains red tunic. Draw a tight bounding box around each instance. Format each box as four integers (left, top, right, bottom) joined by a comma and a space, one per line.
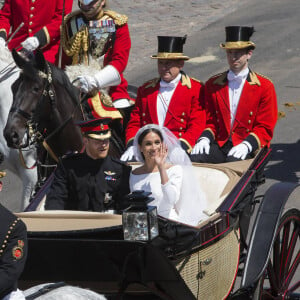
125, 74, 206, 151
203, 70, 278, 149
103, 23, 131, 102
62, 10, 131, 102
0, 0, 73, 65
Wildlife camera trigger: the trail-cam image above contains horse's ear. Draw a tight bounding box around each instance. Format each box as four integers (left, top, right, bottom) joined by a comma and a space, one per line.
12, 49, 26, 70
35, 49, 46, 71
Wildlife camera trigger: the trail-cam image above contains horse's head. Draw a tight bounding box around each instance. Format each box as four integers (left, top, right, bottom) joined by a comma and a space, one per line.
4, 49, 83, 158
4, 49, 50, 148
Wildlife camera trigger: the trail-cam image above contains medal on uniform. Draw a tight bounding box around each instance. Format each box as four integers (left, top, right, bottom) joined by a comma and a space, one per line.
12, 240, 24, 260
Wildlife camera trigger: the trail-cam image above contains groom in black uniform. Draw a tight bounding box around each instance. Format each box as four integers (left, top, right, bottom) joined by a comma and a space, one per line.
45, 117, 131, 211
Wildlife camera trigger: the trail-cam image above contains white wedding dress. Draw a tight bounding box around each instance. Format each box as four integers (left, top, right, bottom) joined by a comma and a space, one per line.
130, 165, 182, 219
131, 124, 208, 226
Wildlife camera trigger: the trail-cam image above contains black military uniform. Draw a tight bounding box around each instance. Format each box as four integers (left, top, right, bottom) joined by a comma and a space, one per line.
0, 204, 27, 299
45, 153, 131, 211
45, 117, 131, 212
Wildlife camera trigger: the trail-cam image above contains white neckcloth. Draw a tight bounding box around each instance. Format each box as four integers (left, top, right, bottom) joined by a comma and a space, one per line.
227, 68, 249, 127
157, 73, 181, 126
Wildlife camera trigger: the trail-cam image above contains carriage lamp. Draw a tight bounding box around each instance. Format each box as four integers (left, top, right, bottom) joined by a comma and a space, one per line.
122, 190, 159, 241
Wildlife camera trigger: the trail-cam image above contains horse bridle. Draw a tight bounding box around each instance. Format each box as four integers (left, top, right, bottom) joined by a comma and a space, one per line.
10, 62, 73, 162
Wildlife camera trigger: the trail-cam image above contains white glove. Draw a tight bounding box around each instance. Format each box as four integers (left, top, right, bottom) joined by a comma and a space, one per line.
113, 99, 131, 109
191, 137, 210, 155
94, 65, 121, 88
76, 75, 98, 94
0, 37, 6, 48
120, 146, 135, 161
76, 65, 121, 94
227, 142, 252, 160
21, 36, 39, 51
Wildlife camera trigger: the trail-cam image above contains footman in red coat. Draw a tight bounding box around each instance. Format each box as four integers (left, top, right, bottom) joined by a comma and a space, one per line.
191, 26, 278, 163
121, 35, 206, 161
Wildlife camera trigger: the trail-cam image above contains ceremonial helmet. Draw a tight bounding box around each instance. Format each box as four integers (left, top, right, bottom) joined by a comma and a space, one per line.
220, 26, 256, 50
78, 0, 107, 18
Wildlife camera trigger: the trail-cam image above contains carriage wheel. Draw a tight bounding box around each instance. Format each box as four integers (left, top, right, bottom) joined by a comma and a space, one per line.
259, 208, 300, 299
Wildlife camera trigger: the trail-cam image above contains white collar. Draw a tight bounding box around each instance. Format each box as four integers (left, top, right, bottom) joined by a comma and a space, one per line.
160, 73, 182, 88
227, 68, 249, 82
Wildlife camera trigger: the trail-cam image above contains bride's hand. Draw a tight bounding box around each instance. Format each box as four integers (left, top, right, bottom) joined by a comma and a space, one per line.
155, 143, 168, 167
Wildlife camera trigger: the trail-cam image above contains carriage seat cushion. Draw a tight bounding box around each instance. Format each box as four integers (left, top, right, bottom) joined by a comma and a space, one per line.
129, 162, 241, 217
29, 161, 252, 230
193, 166, 231, 216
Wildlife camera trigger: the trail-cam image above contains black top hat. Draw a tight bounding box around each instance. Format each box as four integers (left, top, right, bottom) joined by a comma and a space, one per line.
220, 26, 256, 49
151, 35, 190, 60
76, 117, 112, 140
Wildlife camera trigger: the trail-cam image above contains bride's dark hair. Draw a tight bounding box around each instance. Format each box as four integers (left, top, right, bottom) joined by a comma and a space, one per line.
137, 127, 164, 146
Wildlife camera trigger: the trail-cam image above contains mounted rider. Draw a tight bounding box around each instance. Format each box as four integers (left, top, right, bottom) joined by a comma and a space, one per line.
61, 0, 133, 114
0, 0, 73, 65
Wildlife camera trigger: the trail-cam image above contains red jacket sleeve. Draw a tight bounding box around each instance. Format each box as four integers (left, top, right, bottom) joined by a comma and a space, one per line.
249, 78, 277, 147
125, 85, 143, 145
35, 0, 73, 47
0, 0, 12, 39
201, 79, 218, 141
179, 81, 206, 148
104, 23, 131, 74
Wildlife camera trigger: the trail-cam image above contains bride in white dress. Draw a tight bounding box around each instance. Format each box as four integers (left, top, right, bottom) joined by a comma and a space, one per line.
129, 124, 208, 226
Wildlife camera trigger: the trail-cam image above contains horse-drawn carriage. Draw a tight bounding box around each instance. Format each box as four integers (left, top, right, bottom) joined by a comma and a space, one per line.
0, 43, 298, 299
14, 148, 300, 299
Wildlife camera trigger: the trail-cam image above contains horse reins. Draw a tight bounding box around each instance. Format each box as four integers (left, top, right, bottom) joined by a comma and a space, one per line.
10, 61, 82, 164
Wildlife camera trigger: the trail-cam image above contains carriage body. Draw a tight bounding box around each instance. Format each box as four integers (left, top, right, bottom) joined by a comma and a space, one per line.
16, 148, 300, 299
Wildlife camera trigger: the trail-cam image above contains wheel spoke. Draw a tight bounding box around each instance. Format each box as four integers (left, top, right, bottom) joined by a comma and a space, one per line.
260, 210, 300, 300
279, 222, 291, 281
286, 280, 300, 295
273, 232, 281, 284
282, 222, 299, 284
266, 260, 279, 295
282, 251, 300, 293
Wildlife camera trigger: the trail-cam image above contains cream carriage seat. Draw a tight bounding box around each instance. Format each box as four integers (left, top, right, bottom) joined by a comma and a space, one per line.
192, 160, 253, 217
31, 160, 253, 221
130, 160, 253, 218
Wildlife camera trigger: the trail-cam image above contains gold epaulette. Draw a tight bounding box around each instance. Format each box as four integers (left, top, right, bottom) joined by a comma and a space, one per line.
248, 71, 261, 86
144, 78, 160, 89
104, 10, 128, 26
63, 10, 81, 24
181, 74, 192, 89
212, 72, 227, 85
255, 72, 273, 83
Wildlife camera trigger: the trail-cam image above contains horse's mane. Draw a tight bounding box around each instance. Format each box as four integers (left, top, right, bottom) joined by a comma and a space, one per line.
20, 58, 79, 107
51, 64, 80, 106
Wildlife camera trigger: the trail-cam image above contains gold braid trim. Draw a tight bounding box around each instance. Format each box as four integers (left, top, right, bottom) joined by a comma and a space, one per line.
60, 10, 127, 64
60, 12, 89, 65
104, 10, 128, 26
0, 218, 19, 257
